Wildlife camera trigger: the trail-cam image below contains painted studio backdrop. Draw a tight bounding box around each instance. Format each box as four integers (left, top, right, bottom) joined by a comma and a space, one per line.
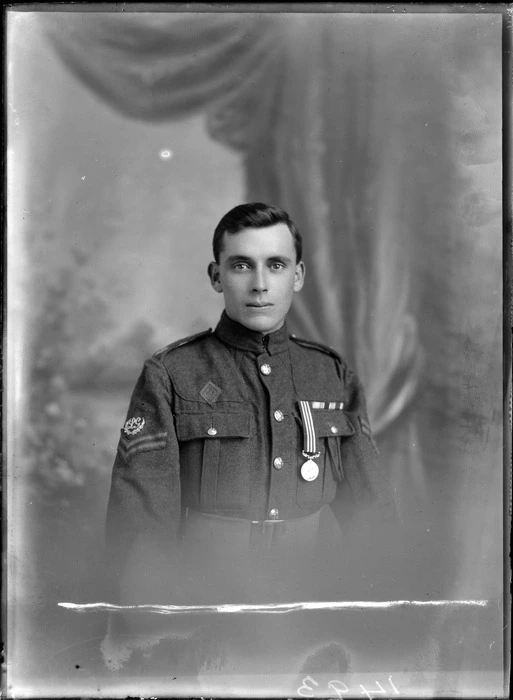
7, 8, 505, 699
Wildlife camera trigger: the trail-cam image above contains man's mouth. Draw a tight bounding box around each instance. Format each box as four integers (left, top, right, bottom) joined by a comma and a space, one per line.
246, 302, 273, 308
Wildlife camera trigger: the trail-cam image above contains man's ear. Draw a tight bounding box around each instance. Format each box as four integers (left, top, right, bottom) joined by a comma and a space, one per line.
208, 261, 223, 293
293, 261, 305, 292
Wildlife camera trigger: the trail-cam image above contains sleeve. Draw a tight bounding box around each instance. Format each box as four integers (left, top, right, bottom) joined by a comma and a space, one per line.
330, 363, 397, 527
104, 355, 182, 598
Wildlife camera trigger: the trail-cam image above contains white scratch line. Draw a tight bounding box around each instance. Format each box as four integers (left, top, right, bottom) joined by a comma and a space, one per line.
58, 599, 489, 615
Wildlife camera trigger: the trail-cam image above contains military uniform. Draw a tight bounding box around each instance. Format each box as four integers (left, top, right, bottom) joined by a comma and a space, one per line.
106, 311, 390, 605
103, 311, 395, 680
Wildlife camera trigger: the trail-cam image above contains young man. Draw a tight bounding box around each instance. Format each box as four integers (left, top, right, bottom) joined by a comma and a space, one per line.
104, 202, 390, 677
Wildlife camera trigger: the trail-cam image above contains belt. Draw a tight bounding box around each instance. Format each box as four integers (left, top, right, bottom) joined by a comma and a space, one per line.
184, 508, 321, 552
186, 507, 320, 524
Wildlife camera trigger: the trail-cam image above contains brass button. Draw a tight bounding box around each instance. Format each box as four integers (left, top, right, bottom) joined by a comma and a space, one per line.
268, 508, 279, 519
273, 457, 283, 470
330, 425, 339, 434
260, 363, 272, 375
207, 427, 218, 436
274, 410, 284, 422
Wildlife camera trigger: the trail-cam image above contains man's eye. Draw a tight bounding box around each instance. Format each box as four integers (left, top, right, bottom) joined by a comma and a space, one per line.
233, 262, 250, 271
270, 262, 285, 270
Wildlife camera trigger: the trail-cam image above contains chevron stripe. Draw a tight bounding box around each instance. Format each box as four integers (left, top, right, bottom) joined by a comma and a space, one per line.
121, 431, 167, 448
119, 443, 167, 460
359, 417, 372, 438
119, 432, 168, 460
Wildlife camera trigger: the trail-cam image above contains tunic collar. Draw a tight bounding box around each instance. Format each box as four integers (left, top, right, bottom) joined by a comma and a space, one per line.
215, 310, 290, 356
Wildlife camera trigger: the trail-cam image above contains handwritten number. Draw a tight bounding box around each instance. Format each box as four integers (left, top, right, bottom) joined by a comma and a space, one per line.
297, 675, 399, 698
388, 677, 400, 695
327, 679, 349, 697
359, 681, 388, 700
298, 675, 319, 697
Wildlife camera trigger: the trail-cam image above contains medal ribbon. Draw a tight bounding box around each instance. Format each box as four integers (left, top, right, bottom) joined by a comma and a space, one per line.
298, 400, 319, 457
311, 401, 344, 410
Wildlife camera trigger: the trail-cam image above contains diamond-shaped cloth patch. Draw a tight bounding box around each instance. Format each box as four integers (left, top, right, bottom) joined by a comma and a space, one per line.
199, 381, 222, 405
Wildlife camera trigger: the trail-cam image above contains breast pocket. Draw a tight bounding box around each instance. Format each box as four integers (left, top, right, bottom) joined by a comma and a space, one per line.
296, 410, 355, 507
175, 412, 252, 512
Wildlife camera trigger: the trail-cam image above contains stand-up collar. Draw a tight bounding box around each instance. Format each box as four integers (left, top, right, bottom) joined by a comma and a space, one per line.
215, 311, 290, 355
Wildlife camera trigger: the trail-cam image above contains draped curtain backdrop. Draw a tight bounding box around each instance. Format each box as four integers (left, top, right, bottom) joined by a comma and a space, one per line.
42, 11, 503, 595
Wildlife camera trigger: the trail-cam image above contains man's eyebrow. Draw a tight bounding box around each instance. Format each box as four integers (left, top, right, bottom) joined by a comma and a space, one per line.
268, 255, 292, 263
225, 255, 254, 264
224, 254, 293, 264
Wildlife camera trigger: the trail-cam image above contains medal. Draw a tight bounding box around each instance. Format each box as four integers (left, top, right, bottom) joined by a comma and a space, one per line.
301, 458, 320, 482
298, 400, 321, 482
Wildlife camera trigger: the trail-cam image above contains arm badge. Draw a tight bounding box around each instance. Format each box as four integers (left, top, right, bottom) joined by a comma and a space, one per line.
123, 416, 146, 436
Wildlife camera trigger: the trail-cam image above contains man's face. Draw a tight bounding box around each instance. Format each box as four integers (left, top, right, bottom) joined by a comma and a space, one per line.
208, 223, 305, 334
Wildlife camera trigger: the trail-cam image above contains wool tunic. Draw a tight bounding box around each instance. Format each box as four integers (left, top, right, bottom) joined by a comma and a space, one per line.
106, 312, 389, 606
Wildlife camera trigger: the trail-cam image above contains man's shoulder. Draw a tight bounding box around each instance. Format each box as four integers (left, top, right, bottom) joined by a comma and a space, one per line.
289, 333, 344, 364
153, 328, 214, 360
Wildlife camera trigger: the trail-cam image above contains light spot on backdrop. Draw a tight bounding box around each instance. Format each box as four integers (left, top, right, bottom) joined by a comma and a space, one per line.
159, 148, 173, 161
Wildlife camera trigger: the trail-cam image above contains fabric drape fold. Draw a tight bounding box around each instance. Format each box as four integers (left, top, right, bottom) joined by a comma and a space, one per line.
44, 13, 281, 120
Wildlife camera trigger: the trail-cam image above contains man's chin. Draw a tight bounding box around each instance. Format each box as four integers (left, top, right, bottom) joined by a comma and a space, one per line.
234, 311, 285, 335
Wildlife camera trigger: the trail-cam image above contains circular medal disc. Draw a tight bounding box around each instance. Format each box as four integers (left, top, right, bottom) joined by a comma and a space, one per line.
301, 459, 319, 482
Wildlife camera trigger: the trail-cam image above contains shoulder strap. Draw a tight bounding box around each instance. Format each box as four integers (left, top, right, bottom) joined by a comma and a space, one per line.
289, 333, 342, 362
154, 329, 213, 357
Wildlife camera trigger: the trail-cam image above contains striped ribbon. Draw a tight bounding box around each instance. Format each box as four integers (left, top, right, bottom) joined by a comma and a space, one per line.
311, 401, 344, 410
298, 400, 317, 455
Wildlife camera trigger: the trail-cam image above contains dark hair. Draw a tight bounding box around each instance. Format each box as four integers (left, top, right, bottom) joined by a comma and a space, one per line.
212, 202, 303, 263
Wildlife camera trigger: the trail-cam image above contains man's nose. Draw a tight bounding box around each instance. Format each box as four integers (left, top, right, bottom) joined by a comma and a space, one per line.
252, 268, 268, 292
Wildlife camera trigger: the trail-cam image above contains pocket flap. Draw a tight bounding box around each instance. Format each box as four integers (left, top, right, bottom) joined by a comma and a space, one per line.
311, 410, 355, 438
175, 412, 251, 441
